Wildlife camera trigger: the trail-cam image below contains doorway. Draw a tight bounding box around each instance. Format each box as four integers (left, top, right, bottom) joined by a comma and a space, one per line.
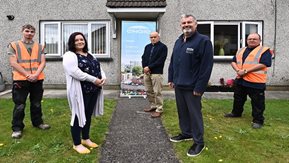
120, 21, 156, 97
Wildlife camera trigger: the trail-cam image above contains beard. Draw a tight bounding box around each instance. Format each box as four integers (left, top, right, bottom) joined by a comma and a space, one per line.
183, 28, 192, 34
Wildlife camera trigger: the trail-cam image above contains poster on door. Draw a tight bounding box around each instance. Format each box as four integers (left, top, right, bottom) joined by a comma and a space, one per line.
120, 21, 156, 98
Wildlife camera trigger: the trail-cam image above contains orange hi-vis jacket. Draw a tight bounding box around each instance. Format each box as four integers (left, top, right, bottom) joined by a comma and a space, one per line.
236, 45, 270, 83
10, 41, 45, 81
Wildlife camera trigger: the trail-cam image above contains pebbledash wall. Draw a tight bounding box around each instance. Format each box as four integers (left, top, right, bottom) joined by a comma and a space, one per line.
0, 0, 288, 90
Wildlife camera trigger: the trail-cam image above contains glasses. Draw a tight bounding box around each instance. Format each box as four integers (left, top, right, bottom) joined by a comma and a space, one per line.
150, 36, 157, 38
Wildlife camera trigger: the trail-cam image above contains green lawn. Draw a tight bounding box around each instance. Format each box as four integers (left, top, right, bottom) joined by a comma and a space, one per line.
0, 98, 116, 163
1, 98, 289, 163
162, 99, 289, 163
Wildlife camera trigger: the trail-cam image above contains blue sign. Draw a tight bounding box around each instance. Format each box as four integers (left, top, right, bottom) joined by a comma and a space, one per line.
121, 21, 156, 97
121, 21, 156, 65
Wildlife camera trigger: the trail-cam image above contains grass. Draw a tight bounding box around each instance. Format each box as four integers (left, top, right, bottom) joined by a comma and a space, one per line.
0, 98, 116, 163
162, 99, 289, 163
1, 97, 289, 163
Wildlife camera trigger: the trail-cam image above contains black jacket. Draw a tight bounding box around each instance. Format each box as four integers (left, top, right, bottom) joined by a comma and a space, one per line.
168, 32, 214, 93
141, 41, 168, 74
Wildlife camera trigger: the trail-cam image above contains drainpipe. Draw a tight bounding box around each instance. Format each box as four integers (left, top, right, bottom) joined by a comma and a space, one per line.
0, 72, 5, 92
109, 13, 117, 39
272, 0, 277, 76
156, 13, 164, 34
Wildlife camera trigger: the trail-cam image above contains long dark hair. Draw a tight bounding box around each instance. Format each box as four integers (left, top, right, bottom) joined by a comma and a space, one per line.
67, 32, 89, 53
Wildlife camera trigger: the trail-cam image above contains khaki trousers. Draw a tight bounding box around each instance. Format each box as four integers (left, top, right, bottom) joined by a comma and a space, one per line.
144, 74, 163, 112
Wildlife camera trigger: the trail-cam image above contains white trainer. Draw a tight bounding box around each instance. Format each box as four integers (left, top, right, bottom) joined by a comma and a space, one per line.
12, 131, 22, 139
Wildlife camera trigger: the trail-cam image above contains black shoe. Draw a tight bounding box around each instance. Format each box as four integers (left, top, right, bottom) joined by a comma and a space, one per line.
169, 134, 193, 142
224, 113, 241, 118
187, 143, 205, 157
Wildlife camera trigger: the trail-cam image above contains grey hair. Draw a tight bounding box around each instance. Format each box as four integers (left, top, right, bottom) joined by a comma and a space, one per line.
181, 14, 197, 21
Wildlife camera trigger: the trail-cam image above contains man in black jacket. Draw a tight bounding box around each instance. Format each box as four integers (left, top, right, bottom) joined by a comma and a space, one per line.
168, 14, 213, 157
142, 32, 167, 118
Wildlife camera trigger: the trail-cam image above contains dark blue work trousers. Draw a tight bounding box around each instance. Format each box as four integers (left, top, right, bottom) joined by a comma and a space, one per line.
232, 83, 265, 124
175, 87, 204, 145
12, 80, 44, 131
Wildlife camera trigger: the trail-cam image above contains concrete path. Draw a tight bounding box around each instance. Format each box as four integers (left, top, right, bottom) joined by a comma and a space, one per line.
99, 98, 179, 163
2, 89, 289, 100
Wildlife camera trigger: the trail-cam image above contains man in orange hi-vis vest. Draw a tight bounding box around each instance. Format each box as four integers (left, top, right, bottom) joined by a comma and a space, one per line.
8, 24, 50, 139
224, 33, 272, 129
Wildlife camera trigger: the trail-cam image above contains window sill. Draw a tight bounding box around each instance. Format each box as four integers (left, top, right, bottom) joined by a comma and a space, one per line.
214, 56, 233, 62
46, 56, 62, 61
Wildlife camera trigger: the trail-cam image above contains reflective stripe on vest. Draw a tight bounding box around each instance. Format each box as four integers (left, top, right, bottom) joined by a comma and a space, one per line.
236, 47, 246, 65
236, 45, 269, 83
11, 41, 45, 81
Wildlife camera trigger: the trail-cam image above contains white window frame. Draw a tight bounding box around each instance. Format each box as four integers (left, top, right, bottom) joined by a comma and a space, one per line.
40, 22, 61, 57
214, 22, 240, 60
40, 21, 110, 58
198, 21, 262, 59
61, 22, 88, 56
198, 21, 214, 44
89, 21, 110, 58
242, 21, 262, 47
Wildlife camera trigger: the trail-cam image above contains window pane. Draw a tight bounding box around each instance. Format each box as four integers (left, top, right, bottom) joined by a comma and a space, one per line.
245, 24, 258, 46
91, 24, 106, 54
63, 24, 88, 52
44, 24, 58, 54
197, 24, 211, 39
214, 25, 238, 56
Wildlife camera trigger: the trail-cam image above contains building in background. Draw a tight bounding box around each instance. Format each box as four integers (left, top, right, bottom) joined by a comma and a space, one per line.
0, 0, 288, 90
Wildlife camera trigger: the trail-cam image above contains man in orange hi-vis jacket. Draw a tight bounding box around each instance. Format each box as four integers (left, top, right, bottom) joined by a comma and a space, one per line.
224, 33, 272, 129
8, 24, 50, 139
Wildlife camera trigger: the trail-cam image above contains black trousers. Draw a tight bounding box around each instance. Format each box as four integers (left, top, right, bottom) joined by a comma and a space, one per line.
12, 80, 44, 131
175, 87, 204, 145
71, 91, 98, 145
232, 84, 265, 124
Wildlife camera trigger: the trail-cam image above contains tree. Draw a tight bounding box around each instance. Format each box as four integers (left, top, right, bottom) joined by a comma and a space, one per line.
132, 66, 142, 76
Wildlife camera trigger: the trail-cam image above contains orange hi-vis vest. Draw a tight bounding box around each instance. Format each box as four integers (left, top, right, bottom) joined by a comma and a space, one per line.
236, 45, 269, 83
10, 41, 45, 81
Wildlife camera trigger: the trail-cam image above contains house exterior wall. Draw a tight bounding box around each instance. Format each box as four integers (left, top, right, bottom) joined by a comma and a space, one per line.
271, 0, 289, 85
162, 0, 286, 86
0, 0, 288, 89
